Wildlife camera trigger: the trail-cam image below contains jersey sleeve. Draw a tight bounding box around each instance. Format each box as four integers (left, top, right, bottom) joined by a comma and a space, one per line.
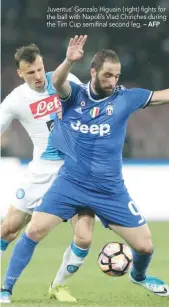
0, 91, 19, 134
61, 81, 81, 106
125, 88, 153, 115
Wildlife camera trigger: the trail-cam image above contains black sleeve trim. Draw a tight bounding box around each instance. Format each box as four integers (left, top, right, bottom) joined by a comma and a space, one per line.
143, 91, 154, 109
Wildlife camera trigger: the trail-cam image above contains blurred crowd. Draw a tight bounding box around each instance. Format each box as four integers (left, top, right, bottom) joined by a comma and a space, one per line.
1, 0, 169, 159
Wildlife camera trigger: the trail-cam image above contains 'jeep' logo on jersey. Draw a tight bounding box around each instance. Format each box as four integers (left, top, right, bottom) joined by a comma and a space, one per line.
71, 120, 110, 136
29, 94, 61, 119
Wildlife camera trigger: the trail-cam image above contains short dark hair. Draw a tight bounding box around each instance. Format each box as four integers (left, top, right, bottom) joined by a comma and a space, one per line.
14, 44, 41, 68
91, 49, 120, 72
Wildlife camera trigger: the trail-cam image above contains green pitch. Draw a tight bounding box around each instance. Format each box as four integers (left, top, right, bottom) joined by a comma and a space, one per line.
1, 222, 169, 307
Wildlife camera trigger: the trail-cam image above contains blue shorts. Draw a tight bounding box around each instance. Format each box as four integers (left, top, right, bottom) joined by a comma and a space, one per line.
35, 175, 146, 228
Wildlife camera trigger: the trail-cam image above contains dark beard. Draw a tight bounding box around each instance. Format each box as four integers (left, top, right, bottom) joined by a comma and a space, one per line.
94, 78, 114, 98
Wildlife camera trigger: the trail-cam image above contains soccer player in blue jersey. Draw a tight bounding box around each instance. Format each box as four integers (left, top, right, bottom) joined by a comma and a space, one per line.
1, 35, 169, 302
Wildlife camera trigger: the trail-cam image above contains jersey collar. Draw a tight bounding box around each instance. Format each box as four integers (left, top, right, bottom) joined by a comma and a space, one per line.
87, 82, 114, 102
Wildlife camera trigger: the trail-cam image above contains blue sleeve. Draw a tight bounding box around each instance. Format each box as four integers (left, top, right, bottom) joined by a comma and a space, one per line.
125, 88, 153, 115
61, 81, 81, 106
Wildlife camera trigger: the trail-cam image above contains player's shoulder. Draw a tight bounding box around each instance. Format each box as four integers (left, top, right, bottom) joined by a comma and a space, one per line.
1, 83, 28, 107
12, 83, 29, 95
122, 87, 152, 98
114, 86, 147, 98
67, 72, 82, 84
45, 71, 53, 82
112, 85, 126, 98
69, 81, 86, 96
115, 85, 126, 93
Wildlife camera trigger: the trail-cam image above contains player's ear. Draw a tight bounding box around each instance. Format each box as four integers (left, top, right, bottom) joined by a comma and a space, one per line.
91, 68, 96, 79
17, 69, 23, 79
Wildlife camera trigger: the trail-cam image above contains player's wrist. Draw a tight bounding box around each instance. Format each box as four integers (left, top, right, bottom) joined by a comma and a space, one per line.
65, 58, 75, 65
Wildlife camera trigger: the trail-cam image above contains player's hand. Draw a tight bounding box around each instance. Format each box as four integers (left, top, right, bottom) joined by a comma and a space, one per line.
66, 35, 87, 62
56, 107, 62, 120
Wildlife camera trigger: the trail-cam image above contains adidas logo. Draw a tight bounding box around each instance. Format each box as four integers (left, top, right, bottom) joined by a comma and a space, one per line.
74, 107, 82, 114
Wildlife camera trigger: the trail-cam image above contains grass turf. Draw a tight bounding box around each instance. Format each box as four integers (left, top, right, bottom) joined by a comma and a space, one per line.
1, 221, 169, 307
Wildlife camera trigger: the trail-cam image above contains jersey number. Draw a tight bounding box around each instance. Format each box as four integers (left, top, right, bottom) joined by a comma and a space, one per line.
128, 201, 145, 224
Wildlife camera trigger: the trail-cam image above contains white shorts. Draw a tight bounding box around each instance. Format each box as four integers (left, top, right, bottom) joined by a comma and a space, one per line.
12, 159, 64, 215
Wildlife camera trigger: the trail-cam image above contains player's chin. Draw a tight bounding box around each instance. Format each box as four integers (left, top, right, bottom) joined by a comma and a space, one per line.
35, 81, 43, 86
34, 82, 44, 90
104, 88, 114, 96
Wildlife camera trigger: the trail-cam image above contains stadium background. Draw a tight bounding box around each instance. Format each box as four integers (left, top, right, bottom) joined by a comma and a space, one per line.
1, 0, 169, 159
1, 1, 169, 306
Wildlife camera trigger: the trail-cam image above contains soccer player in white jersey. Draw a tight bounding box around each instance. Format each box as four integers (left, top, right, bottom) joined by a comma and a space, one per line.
0, 44, 95, 302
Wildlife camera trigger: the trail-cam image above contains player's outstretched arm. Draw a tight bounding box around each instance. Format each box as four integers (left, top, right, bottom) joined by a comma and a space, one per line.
52, 35, 87, 99
149, 89, 169, 106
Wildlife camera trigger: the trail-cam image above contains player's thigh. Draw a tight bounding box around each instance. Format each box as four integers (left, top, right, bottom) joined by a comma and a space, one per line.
1, 204, 31, 235
95, 191, 153, 252
96, 192, 146, 228
29, 177, 80, 240
71, 209, 95, 246
26, 211, 63, 241
108, 195, 153, 252
109, 223, 153, 253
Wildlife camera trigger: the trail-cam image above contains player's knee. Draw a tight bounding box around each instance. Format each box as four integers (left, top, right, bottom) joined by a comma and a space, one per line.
9, 230, 20, 240
1, 218, 21, 237
9, 223, 21, 234
74, 231, 92, 249
135, 239, 153, 254
26, 222, 46, 242
26, 225, 42, 241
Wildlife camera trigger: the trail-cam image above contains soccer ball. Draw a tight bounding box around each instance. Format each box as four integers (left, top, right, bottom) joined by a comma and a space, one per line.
98, 242, 133, 277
